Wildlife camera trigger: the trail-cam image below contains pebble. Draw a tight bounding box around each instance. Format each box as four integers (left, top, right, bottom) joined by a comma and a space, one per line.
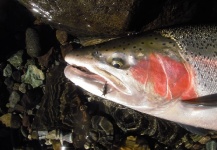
206, 140, 217, 150
21, 65, 45, 88
84, 142, 91, 149
11, 114, 21, 128
12, 70, 21, 82
37, 48, 53, 68
22, 113, 30, 127
26, 28, 42, 57
20, 88, 43, 109
56, 30, 68, 45
13, 83, 20, 91
19, 83, 26, 93
4, 77, 14, 89
9, 91, 20, 108
7, 50, 23, 69
3, 64, 12, 77
25, 59, 36, 68
0, 113, 12, 127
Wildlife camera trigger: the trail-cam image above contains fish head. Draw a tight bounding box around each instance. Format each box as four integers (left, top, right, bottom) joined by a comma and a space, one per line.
64, 33, 181, 111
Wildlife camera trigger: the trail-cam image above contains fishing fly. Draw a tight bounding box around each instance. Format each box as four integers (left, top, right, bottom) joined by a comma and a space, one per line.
102, 81, 108, 96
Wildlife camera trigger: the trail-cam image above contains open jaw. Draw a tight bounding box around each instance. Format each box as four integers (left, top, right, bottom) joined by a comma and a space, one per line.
64, 65, 130, 98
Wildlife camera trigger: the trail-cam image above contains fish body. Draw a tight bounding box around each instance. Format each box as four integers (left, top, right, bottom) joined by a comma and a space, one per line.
64, 26, 217, 131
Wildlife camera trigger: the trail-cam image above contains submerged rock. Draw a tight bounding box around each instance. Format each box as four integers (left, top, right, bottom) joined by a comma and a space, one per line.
19, 83, 26, 93
12, 70, 21, 82
3, 64, 12, 77
4, 77, 14, 89
21, 65, 45, 88
56, 30, 68, 45
26, 28, 42, 57
18, 0, 139, 37
9, 91, 20, 108
206, 140, 217, 150
7, 50, 23, 69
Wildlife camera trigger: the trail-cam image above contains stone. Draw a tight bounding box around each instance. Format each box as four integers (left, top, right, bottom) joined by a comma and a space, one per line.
56, 30, 68, 45
4, 78, 14, 89
3, 64, 12, 77
12, 83, 20, 91
11, 114, 21, 128
21, 65, 45, 88
26, 28, 42, 57
25, 59, 36, 68
0, 113, 12, 127
9, 91, 20, 108
37, 48, 53, 68
20, 88, 43, 109
12, 70, 21, 82
19, 83, 26, 93
7, 50, 23, 69
18, 0, 137, 37
206, 141, 217, 150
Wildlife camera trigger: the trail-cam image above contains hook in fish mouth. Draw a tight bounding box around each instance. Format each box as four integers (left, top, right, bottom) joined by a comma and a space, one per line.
64, 64, 131, 95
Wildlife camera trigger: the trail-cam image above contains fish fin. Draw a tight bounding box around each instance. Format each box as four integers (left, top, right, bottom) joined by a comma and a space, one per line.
179, 124, 210, 135
181, 94, 217, 107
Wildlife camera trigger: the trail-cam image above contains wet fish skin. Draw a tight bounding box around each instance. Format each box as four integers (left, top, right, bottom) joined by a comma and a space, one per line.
64, 25, 217, 131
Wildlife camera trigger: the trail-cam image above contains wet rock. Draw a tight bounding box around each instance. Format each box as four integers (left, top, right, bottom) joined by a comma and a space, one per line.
120, 136, 150, 150
19, 83, 26, 93
13, 83, 20, 91
20, 88, 43, 109
56, 30, 68, 45
206, 140, 217, 150
8, 104, 25, 113
18, 0, 137, 37
84, 142, 91, 149
22, 113, 30, 127
4, 78, 14, 89
54, 60, 60, 66
0, 113, 12, 127
3, 64, 12, 77
0, 0, 35, 62
90, 116, 114, 147
12, 70, 21, 82
21, 126, 29, 138
21, 65, 45, 88
7, 50, 23, 69
9, 91, 20, 108
25, 59, 36, 68
25, 28, 42, 57
31, 65, 87, 132
37, 48, 54, 68
11, 114, 21, 128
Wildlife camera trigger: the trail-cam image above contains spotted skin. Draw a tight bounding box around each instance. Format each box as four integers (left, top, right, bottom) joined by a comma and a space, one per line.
64, 25, 217, 130
160, 26, 217, 96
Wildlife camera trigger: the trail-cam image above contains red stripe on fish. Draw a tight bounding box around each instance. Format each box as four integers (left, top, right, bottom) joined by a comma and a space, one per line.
130, 54, 197, 100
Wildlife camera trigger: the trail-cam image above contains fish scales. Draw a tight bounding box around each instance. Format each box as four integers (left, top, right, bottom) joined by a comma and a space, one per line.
160, 26, 217, 96
64, 25, 217, 131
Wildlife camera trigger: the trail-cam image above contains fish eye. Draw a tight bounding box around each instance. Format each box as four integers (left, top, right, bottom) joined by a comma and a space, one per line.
111, 58, 124, 68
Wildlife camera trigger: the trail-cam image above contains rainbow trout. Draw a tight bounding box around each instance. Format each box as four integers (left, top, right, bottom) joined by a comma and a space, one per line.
64, 26, 217, 131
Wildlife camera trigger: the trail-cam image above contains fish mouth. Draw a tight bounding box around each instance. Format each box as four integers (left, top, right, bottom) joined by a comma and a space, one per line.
64, 65, 130, 96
